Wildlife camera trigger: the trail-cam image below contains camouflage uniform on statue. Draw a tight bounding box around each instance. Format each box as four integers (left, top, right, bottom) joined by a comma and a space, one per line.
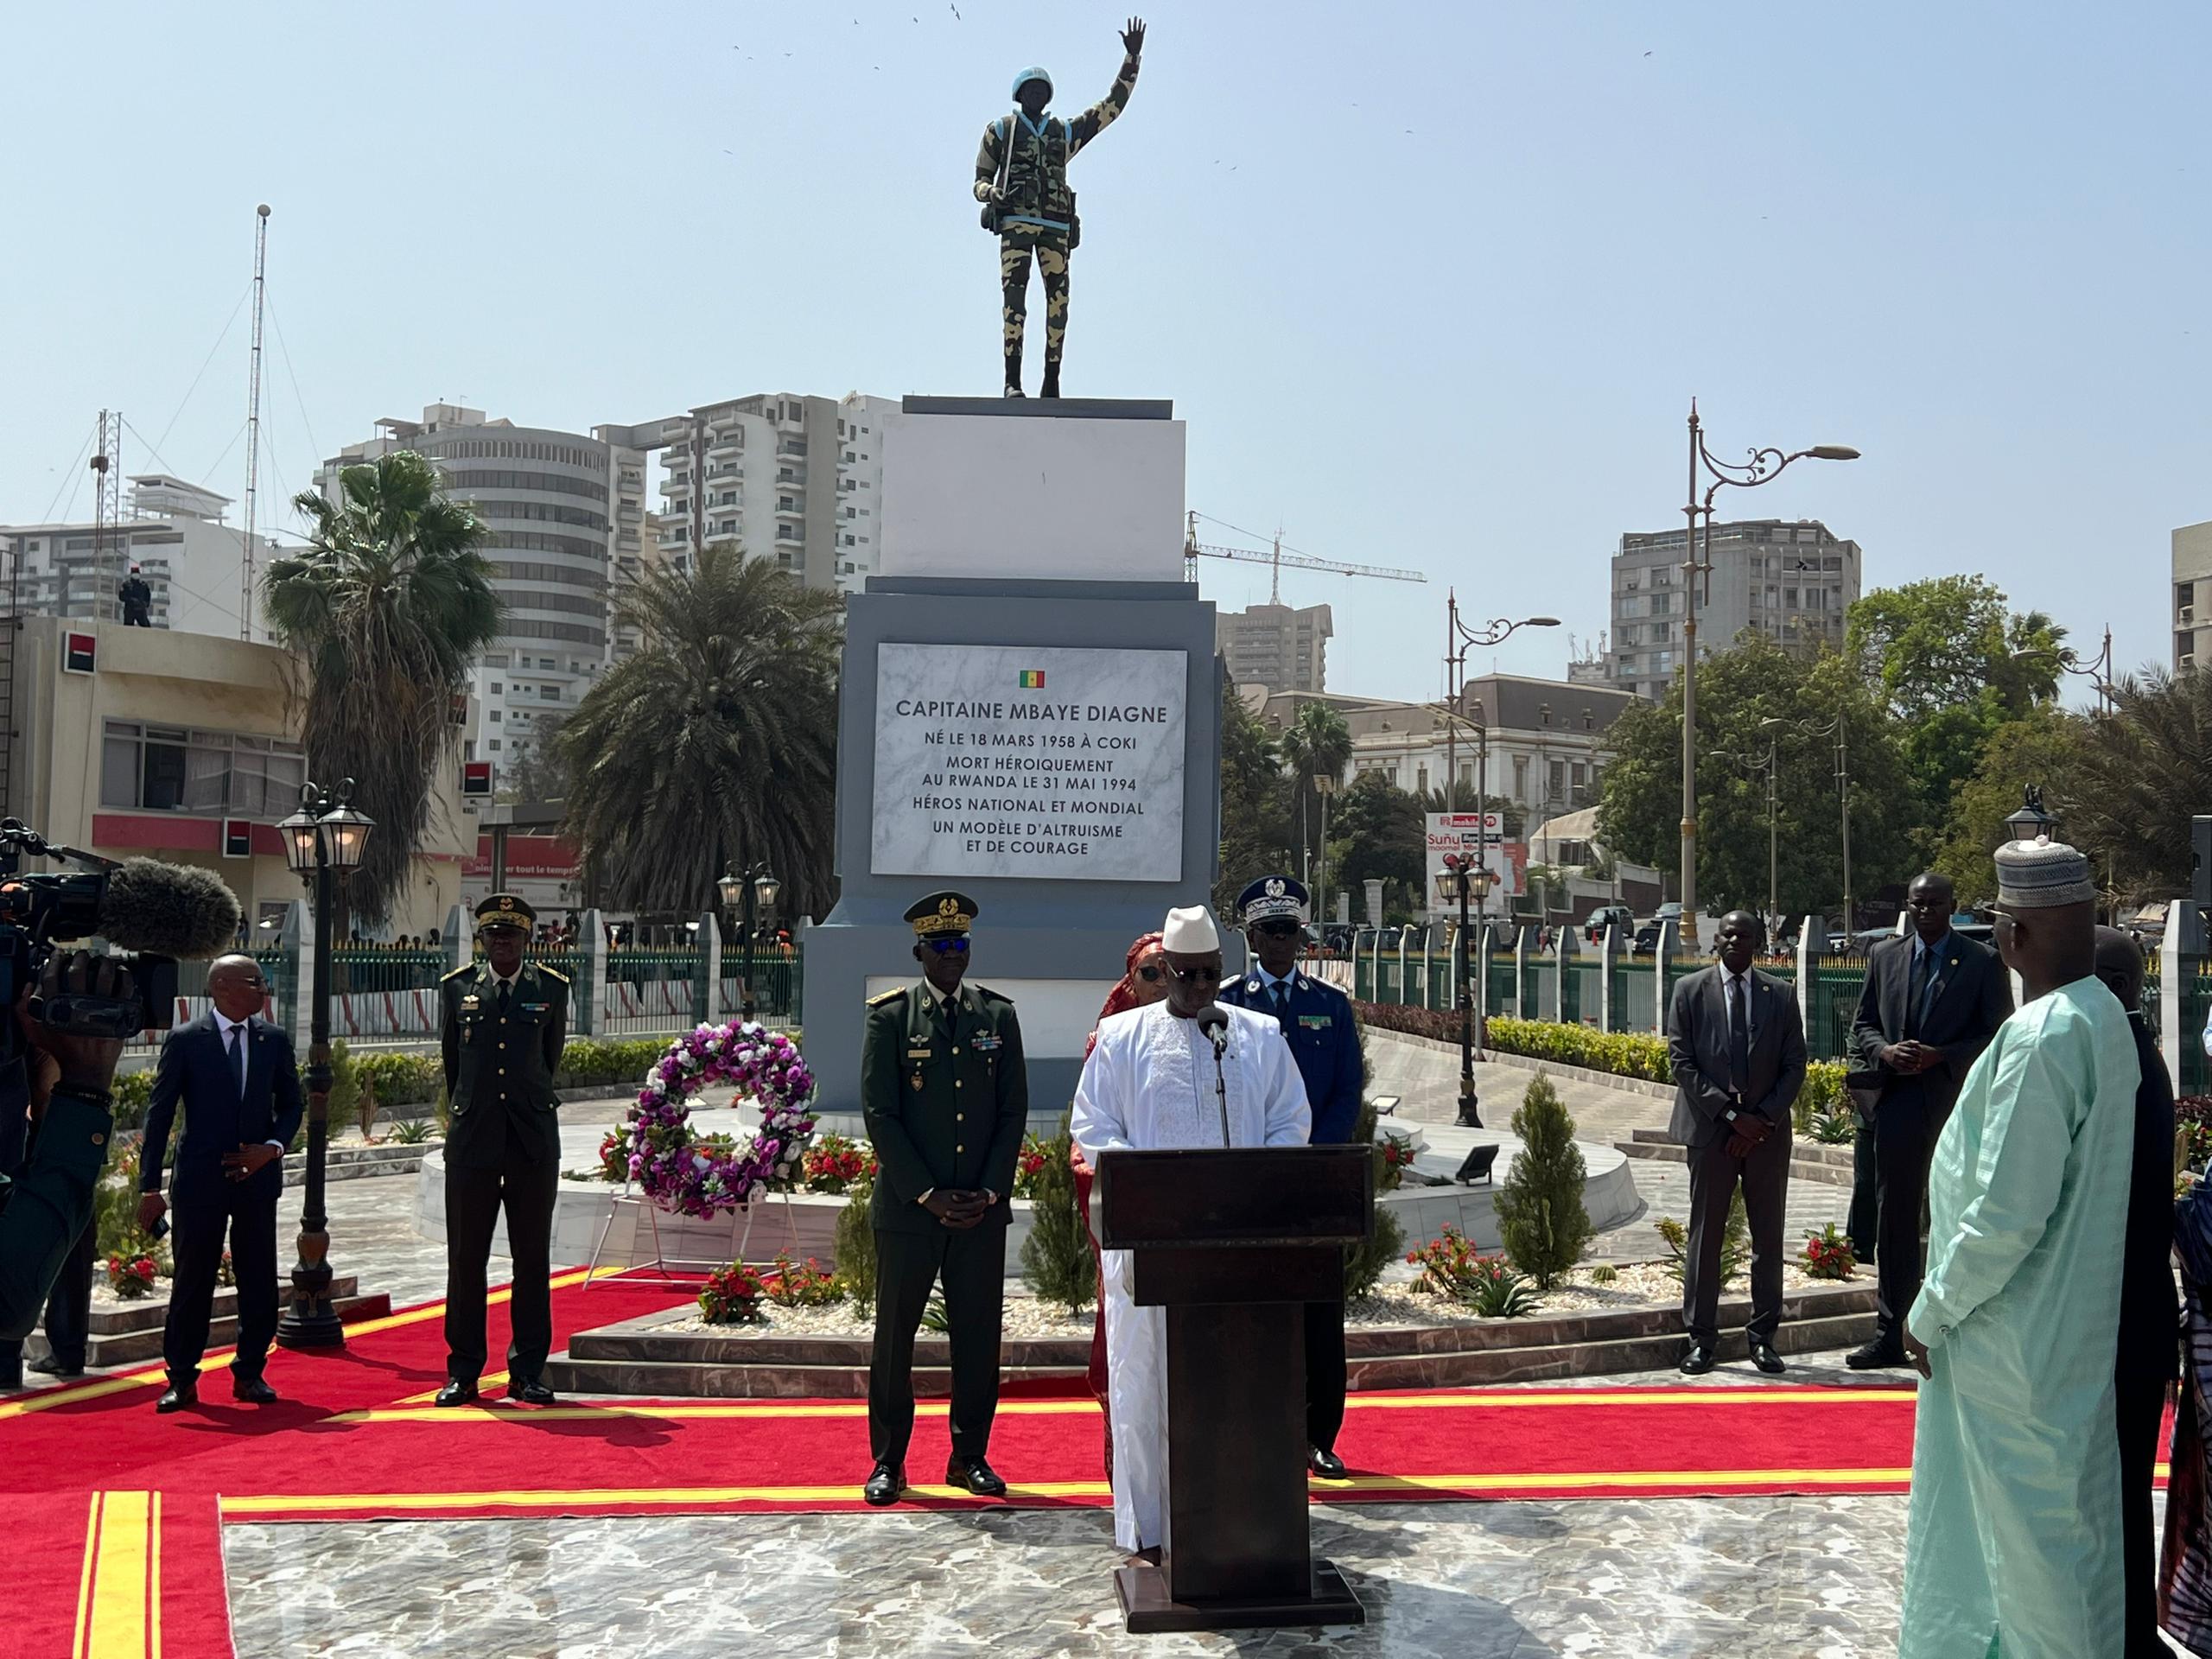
975, 18, 1144, 399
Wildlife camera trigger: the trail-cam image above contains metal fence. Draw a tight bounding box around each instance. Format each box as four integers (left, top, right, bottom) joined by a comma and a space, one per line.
601, 947, 707, 1036
127, 944, 295, 1056
1348, 926, 1875, 1064
722, 949, 803, 1025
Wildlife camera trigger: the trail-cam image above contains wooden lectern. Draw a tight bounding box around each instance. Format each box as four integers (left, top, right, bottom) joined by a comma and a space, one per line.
1094, 1143, 1372, 1633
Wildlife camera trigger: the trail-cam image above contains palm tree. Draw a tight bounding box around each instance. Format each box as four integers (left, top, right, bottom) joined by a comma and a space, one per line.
1277, 701, 1353, 884
560, 543, 841, 918
266, 451, 503, 927
2061, 665, 2210, 898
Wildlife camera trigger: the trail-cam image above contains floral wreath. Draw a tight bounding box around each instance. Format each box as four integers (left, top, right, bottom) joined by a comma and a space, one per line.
627, 1020, 817, 1217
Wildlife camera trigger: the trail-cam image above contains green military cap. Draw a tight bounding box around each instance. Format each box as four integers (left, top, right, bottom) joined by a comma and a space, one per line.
475, 892, 536, 930
904, 890, 979, 939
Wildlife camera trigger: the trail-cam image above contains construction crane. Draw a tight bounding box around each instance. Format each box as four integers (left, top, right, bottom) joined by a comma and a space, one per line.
1183, 510, 1426, 602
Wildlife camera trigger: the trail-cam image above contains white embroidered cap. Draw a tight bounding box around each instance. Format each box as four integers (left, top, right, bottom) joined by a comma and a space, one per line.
1160, 905, 1221, 954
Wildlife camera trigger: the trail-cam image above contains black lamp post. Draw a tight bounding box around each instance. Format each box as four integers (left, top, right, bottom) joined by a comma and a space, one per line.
1441, 852, 1491, 1128
274, 778, 373, 1349
1678, 404, 1859, 947
718, 862, 779, 1020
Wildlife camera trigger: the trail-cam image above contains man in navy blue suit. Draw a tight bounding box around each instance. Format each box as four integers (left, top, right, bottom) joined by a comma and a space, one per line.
1218, 873, 1365, 1478
137, 954, 303, 1412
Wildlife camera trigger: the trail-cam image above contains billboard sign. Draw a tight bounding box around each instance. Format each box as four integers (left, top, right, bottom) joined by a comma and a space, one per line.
1425, 813, 1526, 912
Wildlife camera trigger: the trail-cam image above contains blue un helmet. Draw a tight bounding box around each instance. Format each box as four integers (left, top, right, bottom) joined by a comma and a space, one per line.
1011, 66, 1052, 101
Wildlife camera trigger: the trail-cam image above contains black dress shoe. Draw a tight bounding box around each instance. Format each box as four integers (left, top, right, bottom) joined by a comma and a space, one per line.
1749, 1340, 1787, 1376
946, 1456, 1007, 1497
156, 1383, 198, 1414
0, 1359, 21, 1392
1680, 1344, 1717, 1376
864, 1461, 906, 1506
232, 1376, 280, 1404
433, 1379, 480, 1408
29, 1354, 85, 1378
510, 1378, 556, 1407
1846, 1338, 1908, 1370
1308, 1446, 1349, 1479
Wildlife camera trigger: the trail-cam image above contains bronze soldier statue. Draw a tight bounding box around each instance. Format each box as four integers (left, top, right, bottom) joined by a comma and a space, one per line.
975, 18, 1145, 399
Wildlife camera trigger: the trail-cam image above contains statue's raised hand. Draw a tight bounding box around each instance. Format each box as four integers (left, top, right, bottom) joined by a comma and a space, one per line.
1122, 16, 1145, 55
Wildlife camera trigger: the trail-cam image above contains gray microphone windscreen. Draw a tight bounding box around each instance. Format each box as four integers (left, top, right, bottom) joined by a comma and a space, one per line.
98, 859, 243, 958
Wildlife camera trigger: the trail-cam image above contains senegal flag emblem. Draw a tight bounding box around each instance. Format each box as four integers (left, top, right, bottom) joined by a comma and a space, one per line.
1018, 670, 1046, 689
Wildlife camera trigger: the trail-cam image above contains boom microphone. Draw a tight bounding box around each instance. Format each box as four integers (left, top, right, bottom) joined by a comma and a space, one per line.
95, 858, 244, 959
1196, 1003, 1230, 1053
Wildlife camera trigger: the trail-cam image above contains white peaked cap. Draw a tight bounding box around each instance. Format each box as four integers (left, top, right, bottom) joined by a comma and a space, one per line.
1160, 905, 1220, 954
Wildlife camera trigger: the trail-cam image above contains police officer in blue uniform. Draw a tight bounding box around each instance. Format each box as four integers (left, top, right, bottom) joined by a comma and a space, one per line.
1219, 874, 1364, 1478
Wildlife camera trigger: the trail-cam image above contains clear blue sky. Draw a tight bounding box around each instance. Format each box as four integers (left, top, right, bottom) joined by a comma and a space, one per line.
5, 2, 2205, 702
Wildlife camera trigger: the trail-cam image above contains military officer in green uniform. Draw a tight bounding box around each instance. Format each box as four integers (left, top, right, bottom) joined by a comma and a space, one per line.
436, 893, 569, 1408
861, 891, 1028, 1505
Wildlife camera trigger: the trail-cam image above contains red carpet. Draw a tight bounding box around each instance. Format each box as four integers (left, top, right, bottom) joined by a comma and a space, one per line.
3, 1264, 1952, 1656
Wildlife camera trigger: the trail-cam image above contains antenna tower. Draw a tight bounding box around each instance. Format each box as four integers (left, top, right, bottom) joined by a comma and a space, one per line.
90, 410, 124, 620
239, 204, 270, 640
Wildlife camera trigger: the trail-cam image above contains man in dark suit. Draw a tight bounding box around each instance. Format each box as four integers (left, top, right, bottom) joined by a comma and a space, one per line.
1666, 910, 1807, 1375
437, 893, 569, 1408
1218, 873, 1364, 1479
859, 890, 1028, 1507
2093, 925, 2180, 1659
137, 954, 303, 1411
1845, 872, 2012, 1369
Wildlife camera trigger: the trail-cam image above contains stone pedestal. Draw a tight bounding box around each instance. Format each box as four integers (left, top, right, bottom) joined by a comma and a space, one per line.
808, 398, 1218, 1132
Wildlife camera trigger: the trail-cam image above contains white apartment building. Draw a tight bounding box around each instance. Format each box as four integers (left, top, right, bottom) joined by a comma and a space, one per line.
0, 474, 281, 643
1607, 518, 1861, 702
597, 391, 897, 596
319, 405, 614, 779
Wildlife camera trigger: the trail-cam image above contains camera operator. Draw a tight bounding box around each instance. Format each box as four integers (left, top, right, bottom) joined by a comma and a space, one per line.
0, 951, 134, 1352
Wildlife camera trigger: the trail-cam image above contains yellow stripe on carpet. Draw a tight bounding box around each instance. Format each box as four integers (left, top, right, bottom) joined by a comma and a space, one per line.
219, 1465, 1916, 1519
327, 1388, 1916, 1427
75, 1490, 155, 1659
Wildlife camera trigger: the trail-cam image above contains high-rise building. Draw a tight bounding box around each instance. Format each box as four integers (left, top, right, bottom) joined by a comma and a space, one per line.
1605, 518, 1861, 702
1217, 601, 1332, 694
597, 391, 897, 595
2172, 519, 2212, 671
319, 404, 615, 777
0, 474, 281, 642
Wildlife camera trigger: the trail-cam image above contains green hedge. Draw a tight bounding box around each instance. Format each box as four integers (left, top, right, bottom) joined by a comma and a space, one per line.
348, 1038, 677, 1106
1354, 1001, 1843, 1132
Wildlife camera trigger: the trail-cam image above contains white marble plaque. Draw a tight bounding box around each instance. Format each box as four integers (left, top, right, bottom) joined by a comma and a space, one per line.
872, 643, 1187, 882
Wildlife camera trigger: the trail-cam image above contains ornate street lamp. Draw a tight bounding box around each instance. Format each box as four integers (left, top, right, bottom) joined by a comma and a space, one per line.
2005, 785, 2056, 844
275, 778, 373, 1349
721, 861, 778, 1020
1678, 404, 1858, 946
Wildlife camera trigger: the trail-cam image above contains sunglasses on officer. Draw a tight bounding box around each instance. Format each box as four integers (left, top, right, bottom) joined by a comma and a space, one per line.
923, 937, 971, 955
1251, 919, 1303, 939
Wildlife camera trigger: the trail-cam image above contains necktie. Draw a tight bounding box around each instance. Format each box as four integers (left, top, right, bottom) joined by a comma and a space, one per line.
498, 978, 512, 1017
227, 1023, 247, 1100
1727, 976, 1751, 1096
1906, 948, 1927, 1039
1271, 981, 1290, 1017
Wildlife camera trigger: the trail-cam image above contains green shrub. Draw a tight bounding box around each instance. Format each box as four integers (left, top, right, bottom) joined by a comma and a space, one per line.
326, 1038, 361, 1135
1357, 1001, 1847, 1125
1020, 1112, 1095, 1313
386, 1116, 435, 1146
1589, 1262, 1618, 1285
112, 1070, 153, 1130
833, 1179, 877, 1312
93, 1147, 168, 1273
1496, 1072, 1592, 1288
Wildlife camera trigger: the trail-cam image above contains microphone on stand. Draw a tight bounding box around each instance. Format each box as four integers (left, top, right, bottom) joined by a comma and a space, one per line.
1197, 1004, 1232, 1147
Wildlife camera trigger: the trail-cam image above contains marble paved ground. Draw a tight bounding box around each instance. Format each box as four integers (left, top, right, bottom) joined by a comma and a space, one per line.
222, 1492, 1910, 1658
